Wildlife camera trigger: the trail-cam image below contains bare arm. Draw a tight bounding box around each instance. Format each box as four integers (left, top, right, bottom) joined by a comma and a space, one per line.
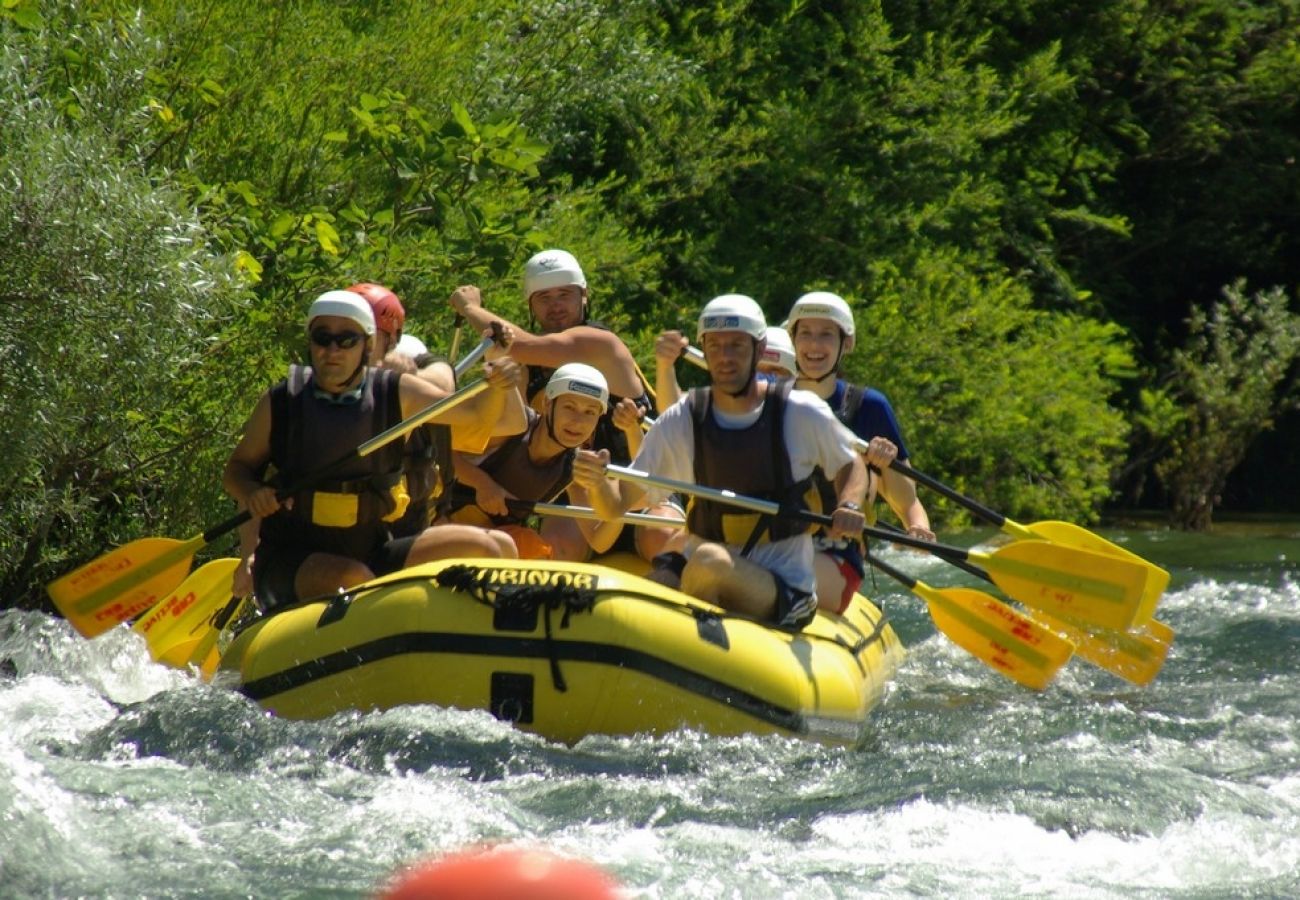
449, 284, 645, 398
222, 392, 281, 519
828, 454, 868, 540
564, 481, 625, 554
653, 330, 688, 410
611, 397, 645, 459
570, 448, 646, 520
400, 358, 525, 433
451, 450, 513, 518
879, 465, 934, 540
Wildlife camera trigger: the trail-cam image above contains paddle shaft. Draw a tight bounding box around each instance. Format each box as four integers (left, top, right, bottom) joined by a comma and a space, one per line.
507, 499, 685, 529
453, 335, 494, 380
848, 437, 1019, 531
448, 313, 464, 362
873, 519, 991, 582
196, 379, 490, 553
605, 464, 967, 557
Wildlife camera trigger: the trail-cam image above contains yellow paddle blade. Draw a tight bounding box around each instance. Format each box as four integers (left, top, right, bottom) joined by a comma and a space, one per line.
1025, 521, 1170, 625
1032, 610, 1174, 687
48, 536, 204, 638
132, 558, 240, 664
915, 583, 1075, 691
187, 595, 249, 681
975, 540, 1150, 632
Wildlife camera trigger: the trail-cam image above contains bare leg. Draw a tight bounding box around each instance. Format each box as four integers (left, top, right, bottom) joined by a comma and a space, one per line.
679, 542, 778, 620
540, 517, 591, 562
294, 552, 374, 600
407, 522, 518, 563
813, 551, 849, 612
633, 501, 686, 561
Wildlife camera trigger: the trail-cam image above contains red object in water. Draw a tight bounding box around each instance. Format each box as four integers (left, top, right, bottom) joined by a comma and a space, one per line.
378, 845, 623, 900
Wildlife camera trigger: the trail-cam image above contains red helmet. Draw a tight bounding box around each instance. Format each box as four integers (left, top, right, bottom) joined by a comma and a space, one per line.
348, 282, 405, 337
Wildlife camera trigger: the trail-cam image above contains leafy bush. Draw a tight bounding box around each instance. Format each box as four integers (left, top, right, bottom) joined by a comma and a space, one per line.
1141, 282, 1300, 529
0, 16, 248, 607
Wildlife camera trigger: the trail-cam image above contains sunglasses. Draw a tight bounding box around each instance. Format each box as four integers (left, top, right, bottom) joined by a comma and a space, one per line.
310, 328, 365, 350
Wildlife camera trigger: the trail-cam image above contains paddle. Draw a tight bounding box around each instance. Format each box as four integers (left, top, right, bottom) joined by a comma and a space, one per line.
873, 521, 1172, 686
504, 498, 686, 529
598, 464, 1073, 686
48, 378, 492, 637
604, 464, 1150, 632
453, 333, 495, 381
185, 593, 250, 679
131, 557, 240, 667
448, 313, 464, 362
864, 552, 1074, 690
682, 345, 708, 370
849, 438, 1170, 624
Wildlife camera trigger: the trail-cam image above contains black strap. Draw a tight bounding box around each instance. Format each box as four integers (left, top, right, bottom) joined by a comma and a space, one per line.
838, 383, 865, 427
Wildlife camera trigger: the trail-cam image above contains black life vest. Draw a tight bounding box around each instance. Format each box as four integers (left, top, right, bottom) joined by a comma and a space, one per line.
391, 354, 456, 537
261, 365, 406, 552
446, 410, 575, 527
685, 380, 817, 548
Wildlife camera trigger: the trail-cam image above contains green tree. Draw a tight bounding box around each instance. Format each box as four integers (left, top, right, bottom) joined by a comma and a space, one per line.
0, 15, 248, 607
1138, 282, 1300, 530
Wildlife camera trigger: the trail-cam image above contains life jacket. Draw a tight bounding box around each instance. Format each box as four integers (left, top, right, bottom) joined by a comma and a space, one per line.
812, 379, 877, 526
446, 409, 574, 528
685, 380, 818, 550
389, 420, 451, 537
260, 365, 408, 552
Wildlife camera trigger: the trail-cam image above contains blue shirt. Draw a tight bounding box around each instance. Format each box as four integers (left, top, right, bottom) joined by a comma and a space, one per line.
827, 379, 910, 461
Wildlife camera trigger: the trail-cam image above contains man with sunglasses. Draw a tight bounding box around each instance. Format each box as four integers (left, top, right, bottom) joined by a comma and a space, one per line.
223, 289, 526, 611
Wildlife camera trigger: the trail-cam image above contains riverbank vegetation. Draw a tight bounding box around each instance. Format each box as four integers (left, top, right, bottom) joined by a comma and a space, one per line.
3, 0, 1298, 608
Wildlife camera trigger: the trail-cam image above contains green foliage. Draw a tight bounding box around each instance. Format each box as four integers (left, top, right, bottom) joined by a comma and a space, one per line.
0, 12, 249, 607
850, 247, 1133, 523
4, 0, 1296, 609
1144, 282, 1300, 530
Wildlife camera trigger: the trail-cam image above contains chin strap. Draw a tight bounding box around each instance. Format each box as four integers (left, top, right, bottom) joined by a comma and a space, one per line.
544, 409, 586, 451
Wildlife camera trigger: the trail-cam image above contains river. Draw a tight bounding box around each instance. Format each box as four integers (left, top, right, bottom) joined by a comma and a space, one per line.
2, 523, 1297, 898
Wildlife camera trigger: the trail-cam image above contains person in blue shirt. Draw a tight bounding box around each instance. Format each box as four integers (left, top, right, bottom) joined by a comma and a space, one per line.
786, 291, 934, 613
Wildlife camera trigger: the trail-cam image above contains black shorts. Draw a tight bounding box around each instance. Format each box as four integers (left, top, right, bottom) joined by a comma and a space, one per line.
253, 533, 418, 610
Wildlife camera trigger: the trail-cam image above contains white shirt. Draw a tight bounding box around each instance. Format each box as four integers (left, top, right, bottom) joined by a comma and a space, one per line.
631, 384, 855, 597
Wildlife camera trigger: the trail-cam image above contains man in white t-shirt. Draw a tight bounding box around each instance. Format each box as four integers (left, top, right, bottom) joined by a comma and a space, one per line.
573, 294, 868, 630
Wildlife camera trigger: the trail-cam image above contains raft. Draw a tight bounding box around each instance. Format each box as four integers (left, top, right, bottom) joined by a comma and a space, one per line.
216, 554, 903, 746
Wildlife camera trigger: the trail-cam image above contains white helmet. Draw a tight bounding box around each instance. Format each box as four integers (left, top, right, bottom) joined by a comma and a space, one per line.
307, 289, 376, 336
760, 327, 796, 376
395, 333, 429, 357
524, 249, 587, 299
787, 291, 855, 339
697, 293, 767, 341
544, 362, 610, 408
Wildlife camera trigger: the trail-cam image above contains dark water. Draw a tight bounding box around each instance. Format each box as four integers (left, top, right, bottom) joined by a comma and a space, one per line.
2, 524, 1297, 898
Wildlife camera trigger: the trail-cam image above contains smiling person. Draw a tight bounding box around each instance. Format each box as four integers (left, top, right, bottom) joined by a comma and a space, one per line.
443, 364, 625, 558
573, 294, 867, 629
786, 290, 934, 613
223, 290, 526, 611
447, 249, 683, 562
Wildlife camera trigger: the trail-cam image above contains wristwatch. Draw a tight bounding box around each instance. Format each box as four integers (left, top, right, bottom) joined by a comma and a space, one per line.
838, 501, 862, 513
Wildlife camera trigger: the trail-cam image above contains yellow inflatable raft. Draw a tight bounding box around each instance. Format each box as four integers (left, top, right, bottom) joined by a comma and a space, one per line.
217, 555, 903, 746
